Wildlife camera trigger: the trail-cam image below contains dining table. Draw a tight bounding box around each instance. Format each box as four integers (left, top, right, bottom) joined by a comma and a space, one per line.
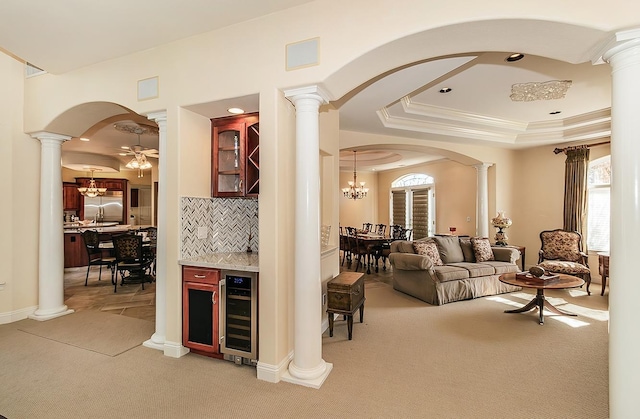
356, 233, 391, 274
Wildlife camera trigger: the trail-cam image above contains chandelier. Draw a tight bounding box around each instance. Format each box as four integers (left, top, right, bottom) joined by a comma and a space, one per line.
342, 151, 368, 200
77, 169, 107, 198
125, 151, 152, 178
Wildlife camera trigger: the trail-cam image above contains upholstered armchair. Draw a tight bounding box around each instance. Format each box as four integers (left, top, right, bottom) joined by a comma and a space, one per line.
537, 229, 592, 295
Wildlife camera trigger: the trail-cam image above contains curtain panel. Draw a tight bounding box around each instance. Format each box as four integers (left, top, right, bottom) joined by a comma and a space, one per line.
563, 147, 590, 242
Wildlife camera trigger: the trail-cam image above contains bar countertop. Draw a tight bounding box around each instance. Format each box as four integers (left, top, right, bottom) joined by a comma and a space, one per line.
179, 252, 259, 272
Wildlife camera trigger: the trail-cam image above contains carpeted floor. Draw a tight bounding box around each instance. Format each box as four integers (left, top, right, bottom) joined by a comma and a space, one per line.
0, 270, 609, 419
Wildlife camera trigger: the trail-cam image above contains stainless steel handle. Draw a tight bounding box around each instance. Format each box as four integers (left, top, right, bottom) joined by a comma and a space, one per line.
194, 274, 206, 279
212, 291, 217, 305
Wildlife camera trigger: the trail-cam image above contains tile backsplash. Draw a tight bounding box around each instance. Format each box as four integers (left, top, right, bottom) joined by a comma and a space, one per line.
181, 197, 259, 258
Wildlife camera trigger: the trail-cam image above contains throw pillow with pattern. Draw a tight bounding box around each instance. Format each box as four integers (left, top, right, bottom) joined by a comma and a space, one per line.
471, 237, 494, 262
413, 241, 443, 266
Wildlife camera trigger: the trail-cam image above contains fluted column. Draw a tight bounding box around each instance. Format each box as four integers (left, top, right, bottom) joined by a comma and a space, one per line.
29, 132, 74, 321
282, 85, 333, 388
600, 28, 640, 419
474, 163, 492, 237
144, 112, 167, 351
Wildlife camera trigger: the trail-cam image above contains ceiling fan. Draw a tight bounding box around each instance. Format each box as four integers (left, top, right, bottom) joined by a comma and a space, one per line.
113, 122, 159, 177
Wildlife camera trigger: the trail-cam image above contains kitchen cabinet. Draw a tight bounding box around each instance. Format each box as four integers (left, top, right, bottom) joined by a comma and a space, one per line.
182, 266, 222, 358
63, 182, 80, 211
64, 233, 88, 268
211, 113, 259, 197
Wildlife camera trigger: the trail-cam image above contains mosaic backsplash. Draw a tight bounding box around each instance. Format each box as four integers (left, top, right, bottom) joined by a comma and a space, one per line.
181, 197, 259, 258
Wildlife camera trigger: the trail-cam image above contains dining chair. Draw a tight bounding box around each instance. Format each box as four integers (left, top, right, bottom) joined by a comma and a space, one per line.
112, 233, 154, 293
362, 223, 373, 233
389, 224, 405, 240
374, 224, 386, 236
339, 227, 351, 266
81, 229, 116, 286
138, 226, 158, 276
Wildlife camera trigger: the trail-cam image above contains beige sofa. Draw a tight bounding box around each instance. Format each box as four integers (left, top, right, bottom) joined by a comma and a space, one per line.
388, 235, 521, 305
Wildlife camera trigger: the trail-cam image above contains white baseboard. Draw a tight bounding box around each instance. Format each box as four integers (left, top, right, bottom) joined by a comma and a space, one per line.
163, 340, 190, 358
0, 305, 37, 324
256, 350, 293, 383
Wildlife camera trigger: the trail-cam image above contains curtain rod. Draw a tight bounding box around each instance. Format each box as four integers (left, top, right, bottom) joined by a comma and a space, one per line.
553, 140, 610, 155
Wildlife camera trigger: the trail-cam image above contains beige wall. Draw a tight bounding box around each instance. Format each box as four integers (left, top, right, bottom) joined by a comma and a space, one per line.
0, 53, 41, 322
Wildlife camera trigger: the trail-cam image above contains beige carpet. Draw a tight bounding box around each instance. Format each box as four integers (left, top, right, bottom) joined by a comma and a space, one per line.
17, 310, 154, 356
1, 282, 609, 418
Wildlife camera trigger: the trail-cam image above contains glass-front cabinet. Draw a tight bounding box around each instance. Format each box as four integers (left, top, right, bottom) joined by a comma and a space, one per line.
211, 113, 259, 197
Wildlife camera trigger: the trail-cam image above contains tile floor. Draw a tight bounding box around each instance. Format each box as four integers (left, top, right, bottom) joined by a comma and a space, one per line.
64, 266, 156, 322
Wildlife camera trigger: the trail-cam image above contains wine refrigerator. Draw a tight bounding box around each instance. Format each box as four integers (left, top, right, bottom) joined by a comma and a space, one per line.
219, 270, 258, 365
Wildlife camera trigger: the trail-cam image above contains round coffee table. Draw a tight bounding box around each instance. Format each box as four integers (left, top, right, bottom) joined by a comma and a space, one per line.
499, 272, 585, 325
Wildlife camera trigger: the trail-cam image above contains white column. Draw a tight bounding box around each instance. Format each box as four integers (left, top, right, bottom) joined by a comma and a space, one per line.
600, 29, 640, 419
29, 132, 74, 321
282, 85, 333, 388
144, 112, 167, 351
474, 163, 492, 237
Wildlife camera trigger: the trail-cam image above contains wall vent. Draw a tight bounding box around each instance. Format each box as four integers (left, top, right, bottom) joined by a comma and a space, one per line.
25, 62, 46, 77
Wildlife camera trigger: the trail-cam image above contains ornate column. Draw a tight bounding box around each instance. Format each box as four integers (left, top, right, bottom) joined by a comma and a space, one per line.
29, 132, 74, 321
599, 28, 640, 418
474, 163, 492, 237
144, 112, 167, 351
282, 85, 333, 388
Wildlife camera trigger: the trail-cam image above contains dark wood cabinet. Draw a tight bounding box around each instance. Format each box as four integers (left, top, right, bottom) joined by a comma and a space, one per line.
211, 113, 259, 197
63, 182, 80, 211
64, 233, 88, 268
182, 266, 222, 358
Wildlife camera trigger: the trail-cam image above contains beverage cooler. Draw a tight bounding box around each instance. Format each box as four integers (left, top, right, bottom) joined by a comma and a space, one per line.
219, 270, 258, 365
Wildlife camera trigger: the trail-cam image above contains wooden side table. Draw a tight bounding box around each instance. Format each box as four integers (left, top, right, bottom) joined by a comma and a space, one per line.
598, 252, 609, 296
327, 272, 365, 340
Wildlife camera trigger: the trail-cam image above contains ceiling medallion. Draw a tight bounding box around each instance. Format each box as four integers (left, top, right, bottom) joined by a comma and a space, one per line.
113, 122, 159, 136
510, 80, 572, 102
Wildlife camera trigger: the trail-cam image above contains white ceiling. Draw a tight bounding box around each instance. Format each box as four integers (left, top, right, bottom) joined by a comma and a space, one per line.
0, 1, 612, 173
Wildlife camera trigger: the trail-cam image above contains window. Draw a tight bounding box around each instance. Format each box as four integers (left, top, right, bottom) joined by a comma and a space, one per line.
390, 174, 435, 239
587, 156, 610, 252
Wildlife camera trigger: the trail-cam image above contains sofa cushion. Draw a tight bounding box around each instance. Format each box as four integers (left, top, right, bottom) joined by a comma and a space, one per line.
413, 241, 443, 266
433, 236, 464, 264
391, 240, 417, 254
459, 238, 475, 262
433, 265, 470, 282
471, 237, 494, 262
478, 261, 519, 275
448, 262, 495, 277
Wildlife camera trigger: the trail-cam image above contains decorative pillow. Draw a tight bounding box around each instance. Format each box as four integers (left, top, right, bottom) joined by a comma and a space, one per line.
433, 235, 464, 264
471, 237, 494, 262
413, 241, 443, 266
459, 238, 476, 262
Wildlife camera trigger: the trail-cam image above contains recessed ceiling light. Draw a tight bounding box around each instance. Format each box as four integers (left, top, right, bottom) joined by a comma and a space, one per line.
439, 87, 452, 93
550, 110, 562, 115
121, 146, 130, 150
227, 107, 245, 114
79, 137, 90, 142
119, 153, 128, 156
506, 53, 524, 62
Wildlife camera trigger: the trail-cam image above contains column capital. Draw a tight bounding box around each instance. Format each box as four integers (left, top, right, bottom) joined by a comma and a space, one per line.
473, 162, 493, 171
29, 131, 71, 143
147, 111, 167, 126
593, 27, 640, 65
284, 85, 332, 106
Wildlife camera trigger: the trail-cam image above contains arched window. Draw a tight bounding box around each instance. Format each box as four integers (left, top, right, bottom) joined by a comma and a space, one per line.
587, 155, 610, 252
390, 174, 435, 239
